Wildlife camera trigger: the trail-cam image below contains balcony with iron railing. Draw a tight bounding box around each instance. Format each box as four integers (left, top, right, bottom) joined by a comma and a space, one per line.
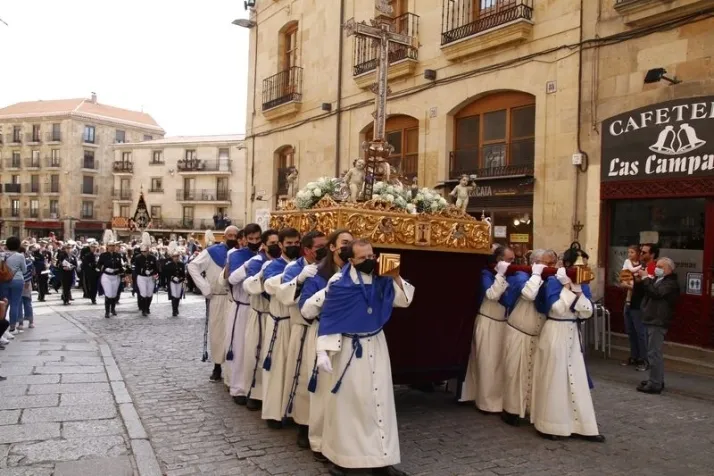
43, 183, 61, 194
113, 189, 133, 201
45, 156, 61, 168
24, 157, 41, 169
353, 13, 419, 87
25, 183, 41, 195
112, 216, 233, 231
4, 158, 22, 169
4, 208, 24, 219
176, 158, 232, 174
175, 189, 231, 202
25, 132, 42, 144
4, 183, 22, 194
441, 0, 534, 61
262, 67, 303, 120
42, 210, 61, 220
448, 138, 535, 179
81, 158, 99, 171
81, 209, 95, 219
45, 131, 62, 143
113, 161, 134, 174
6, 134, 22, 144
80, 184, 99, 195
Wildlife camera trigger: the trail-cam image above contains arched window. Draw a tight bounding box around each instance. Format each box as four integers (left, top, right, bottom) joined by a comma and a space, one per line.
451, 91, 535, 178
275, 145, 295, 198
365, 115, 419, 181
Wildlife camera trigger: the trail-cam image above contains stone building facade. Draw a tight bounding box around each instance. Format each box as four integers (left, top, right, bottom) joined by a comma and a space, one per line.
0, 95, 164, 239
110, 135, 247, 241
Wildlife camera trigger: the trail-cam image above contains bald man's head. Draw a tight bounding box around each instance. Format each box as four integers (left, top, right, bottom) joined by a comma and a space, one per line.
224, 226, 240, 240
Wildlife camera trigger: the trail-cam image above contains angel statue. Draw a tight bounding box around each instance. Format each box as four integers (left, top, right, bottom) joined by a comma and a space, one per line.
286, 167, 299, 198
343, 158, 366, 202
450, 174, 477, 212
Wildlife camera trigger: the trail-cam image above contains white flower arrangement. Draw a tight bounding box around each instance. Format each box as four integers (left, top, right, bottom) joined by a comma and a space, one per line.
372, 181, 412, 210
295, 177, 340, 209
413, 187, 448, 213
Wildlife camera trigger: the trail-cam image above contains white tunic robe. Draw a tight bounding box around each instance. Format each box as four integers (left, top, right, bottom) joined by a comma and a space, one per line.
530, 287, 598, 437
275, 267, 314, 426
460, 274, 509, 412
242, 257, 271, 401
319, 268, 415, 469
187, 249, 231, 372
301, 287, 332, 453
222, 264, 252, 397
260, 264, 295, 421
502, 274, 545, 418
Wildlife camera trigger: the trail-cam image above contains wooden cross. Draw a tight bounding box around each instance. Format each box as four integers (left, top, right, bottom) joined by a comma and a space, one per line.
343, 0, 415, 200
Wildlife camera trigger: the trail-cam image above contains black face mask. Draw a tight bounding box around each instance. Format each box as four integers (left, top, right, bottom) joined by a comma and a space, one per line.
225, 239, 238, 249
284, 245, 301, 260
338, 246, 352, 264
247, 242, 261, 252
315, 247, 328, 261
354, 258, 377, 275
267, 244, 282, 259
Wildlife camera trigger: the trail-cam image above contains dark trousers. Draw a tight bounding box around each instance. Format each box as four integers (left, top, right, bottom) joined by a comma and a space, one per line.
85, 272, 98, 302
37, 274, 48, 301
0, 318, 9, 337
646, 325, 667, 389
624, 306, 647, 362
61, 273, 73, 303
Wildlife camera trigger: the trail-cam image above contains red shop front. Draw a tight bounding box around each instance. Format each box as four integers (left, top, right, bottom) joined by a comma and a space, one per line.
600, 96, 714, 349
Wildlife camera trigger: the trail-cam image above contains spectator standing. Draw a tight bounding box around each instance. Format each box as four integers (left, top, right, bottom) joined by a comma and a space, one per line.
18, 247, 34, 330
1, 237, 28, 334
620, 245, 647, 370
637, 257, 680, 394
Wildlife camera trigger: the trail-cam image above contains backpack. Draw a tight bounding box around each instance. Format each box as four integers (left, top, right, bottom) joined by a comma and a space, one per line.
0, 258, 14, 283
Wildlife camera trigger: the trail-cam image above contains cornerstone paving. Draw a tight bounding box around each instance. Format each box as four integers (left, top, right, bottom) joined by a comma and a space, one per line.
3, 292, 714, 475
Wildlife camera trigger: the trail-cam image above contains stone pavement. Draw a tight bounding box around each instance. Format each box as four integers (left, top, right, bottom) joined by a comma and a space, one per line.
0, 292, 162, 476
4, 290, 714, 476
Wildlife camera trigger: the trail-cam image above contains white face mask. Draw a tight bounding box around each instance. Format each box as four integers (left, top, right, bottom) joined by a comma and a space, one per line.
654, 267, 665, 277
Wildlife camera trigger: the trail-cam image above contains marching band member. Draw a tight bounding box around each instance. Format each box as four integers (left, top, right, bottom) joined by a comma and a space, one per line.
57, 242, 77, 305
163, 241, 186, 317
98, 230, 124, 318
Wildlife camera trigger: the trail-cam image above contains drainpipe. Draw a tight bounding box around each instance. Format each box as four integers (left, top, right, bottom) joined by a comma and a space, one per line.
334, 0, 346, 177
249, 19, 259, 225
572, 0, 589, 242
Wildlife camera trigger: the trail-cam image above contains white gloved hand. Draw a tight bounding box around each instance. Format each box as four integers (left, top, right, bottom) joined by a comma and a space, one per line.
495, 261, 510, 277
316, 350, 333, 373
570, 283, 583, 294
145, 270, 151, 276
556, 267, 571, 285
298, 264, 319, 284
327, 272, 342, 287
531, 263, 546, 276
172, 277, 180, 283
105, 268, 114, 273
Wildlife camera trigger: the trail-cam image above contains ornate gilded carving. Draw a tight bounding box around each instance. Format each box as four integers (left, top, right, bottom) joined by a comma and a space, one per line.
269, 201, 492, 254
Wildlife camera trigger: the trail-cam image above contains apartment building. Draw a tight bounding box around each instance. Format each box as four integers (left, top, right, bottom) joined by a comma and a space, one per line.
0, 94, 164, 239
110, 135, 247, 241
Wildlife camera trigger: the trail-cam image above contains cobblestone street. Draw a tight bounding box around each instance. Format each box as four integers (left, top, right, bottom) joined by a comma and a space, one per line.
3, 292, 714, 475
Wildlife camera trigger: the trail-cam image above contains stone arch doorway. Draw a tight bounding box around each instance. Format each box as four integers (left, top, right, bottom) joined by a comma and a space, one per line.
363, 114, 419, 183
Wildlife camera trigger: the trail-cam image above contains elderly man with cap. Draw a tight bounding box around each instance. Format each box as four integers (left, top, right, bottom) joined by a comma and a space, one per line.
56, 242, 77, 305
98, 239, 125, 318
188, 225, 240, 383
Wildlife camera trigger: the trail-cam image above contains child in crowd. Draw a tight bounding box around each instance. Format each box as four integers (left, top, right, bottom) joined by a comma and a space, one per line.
621, 245, 642, 305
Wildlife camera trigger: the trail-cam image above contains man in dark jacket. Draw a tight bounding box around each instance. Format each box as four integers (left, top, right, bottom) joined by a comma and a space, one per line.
637, 257, 680, 394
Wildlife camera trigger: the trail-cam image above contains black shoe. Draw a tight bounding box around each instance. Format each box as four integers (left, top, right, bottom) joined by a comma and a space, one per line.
501, 411, 520, 427
313, 451, 327, 462
297, 425, 309, 449
266, 419, 282, 430
621, 357, 636, 367
141, 311, 147, 317
0, 376, 6, 381
105, 313, 110, 319
91, 300, 97, 305
635, 362, 648, 372
209, 371, 222, 382
246, 399, 261, 411
329, 465, 348, 476
373, 466, 409, 476
233, 396, 247, 406
537, 431, 562, 441
584, 434, 606, 443
637, 383, 662, 394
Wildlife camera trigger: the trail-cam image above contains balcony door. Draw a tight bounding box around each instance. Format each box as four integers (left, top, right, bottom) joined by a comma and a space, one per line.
120, 178, 131, 200
365, 115, 419, 182
218, 148, 230, 172
280, 23, 299, 96
183, 178, 195, 201
216, 178, 229, 201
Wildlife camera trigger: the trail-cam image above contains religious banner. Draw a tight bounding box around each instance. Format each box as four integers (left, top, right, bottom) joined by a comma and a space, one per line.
130, 191, 152, 231
601, 96, 714, 182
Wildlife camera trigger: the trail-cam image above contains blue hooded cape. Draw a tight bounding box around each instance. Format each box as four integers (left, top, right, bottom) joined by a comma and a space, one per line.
544, 277, 592, 316
318, 264, 395, 336
281, 257, 307, 284
206, 243, 228, 268
263, 256, 289, 281
500, 271, 530, 314
478, 269, 517, 311
228, 247, 256, 274
299, 274, 328, 311
245, 253, 267, 278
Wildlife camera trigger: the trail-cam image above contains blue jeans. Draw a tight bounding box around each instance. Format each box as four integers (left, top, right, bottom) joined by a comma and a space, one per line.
624, 305, 647, 361
19, 295, 33, 324
4, 279, 24, 328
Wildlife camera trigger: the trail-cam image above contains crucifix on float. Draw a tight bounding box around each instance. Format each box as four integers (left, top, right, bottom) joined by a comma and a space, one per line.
343, 0, 416, 200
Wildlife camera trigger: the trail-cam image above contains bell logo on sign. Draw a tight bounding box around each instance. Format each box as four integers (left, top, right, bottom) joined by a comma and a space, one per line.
650, 123, 706, 156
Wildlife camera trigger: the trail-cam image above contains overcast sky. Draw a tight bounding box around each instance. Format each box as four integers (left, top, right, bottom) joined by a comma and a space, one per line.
0, 1, 250, 136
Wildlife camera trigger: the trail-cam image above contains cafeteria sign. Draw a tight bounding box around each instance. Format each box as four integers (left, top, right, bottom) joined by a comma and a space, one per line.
601, 96, 714, 182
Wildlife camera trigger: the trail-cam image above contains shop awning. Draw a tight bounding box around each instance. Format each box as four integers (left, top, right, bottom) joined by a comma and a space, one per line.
24, 220, 62, 229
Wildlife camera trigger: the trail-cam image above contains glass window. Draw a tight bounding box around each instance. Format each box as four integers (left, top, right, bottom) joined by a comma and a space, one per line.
84, 125, 95, 143
50, 200, 59, 215
122, 152, 131, 162
120, 205, 130, 217
30, 200, 39, 217
387, 131, 402, 155
32, 125, 41, 142
151, 178, 162, 191
152, 151, 163, 163
456, 116, 479, 150
11, 200, 20, 217
143, 135, 153, 141
84, 150, 95, 168
185, 150, 197, 161
483, 110, 507, 142
511, 105, 535, 138
81, 201, 94, 218
115, 130, 126, 143
607, 198, 705, 292
52, 123, 61, 141
150, 206, 161, 218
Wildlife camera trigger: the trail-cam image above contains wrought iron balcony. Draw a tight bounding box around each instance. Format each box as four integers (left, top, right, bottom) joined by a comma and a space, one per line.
113, 161, 134, 173
25, 132, 42, 143
448, 138, 535, 179
42, 210, 61, 219
43, 183, 61, 194
175, 189, 231, 202
262, 67, 303, 111
28, 208, 40, 218
81, 210, 95, 219
24, 157, 41, 169
4, 208, 23, 218
113, 189, 133, 200
4, 183, 22, 194
146, 217, 236, 231
45, 157, 61, 168
176, 158, 232, 173
45, 131, 62, 142
82, 158, 98, 170
80, 184, 99, 195
4, 158, 22, 169
6, 134, 22, 144
441, 0, 534, 46
354, 13, 419, 76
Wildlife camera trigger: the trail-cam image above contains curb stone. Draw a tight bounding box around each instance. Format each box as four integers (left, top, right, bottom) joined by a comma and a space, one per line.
57, 310, 164, 476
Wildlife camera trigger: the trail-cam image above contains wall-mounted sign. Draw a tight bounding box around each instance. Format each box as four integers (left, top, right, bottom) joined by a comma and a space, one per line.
639, 231, 659, 244
601, 96, 714, 182
509, 233, 529, 243
686, 272, 703, 296
467, 179, 534, 197
494, 226, 507, 238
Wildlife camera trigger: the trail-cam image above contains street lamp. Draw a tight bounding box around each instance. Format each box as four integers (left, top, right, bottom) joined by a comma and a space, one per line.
232, 18, 256, 28
644, 68, 681, 85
